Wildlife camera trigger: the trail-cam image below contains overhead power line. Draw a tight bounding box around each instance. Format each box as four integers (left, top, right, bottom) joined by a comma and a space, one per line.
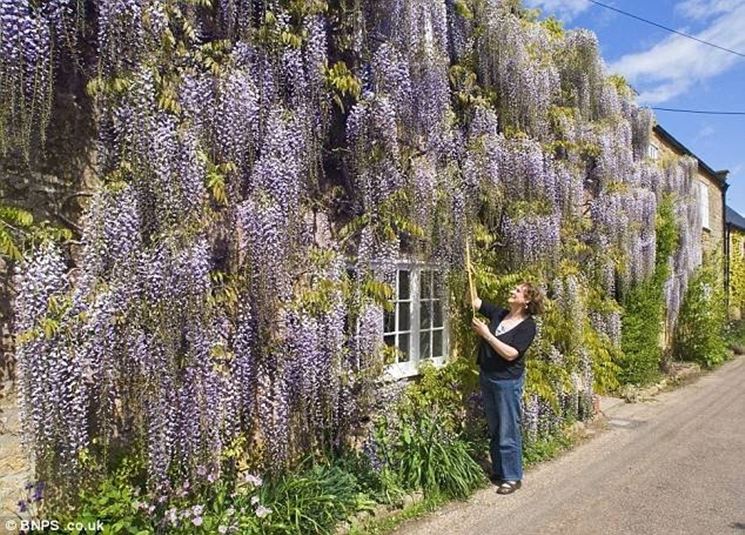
586, 0, 745, 58
651, 107, 745, 115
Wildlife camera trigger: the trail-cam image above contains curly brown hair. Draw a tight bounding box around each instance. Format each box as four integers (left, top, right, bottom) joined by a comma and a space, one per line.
522, 282, 544, 316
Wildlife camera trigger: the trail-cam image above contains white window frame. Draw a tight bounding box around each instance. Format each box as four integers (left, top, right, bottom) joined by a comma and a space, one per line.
384, 263, 450, 379
647, 143, 660, 160
698, 181, 710, 230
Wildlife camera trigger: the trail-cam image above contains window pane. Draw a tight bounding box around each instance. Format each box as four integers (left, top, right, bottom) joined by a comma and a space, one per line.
433, 271, 443, 297
384, 309, 395, 333
399, 270, 410, 300
384, 335, 395, 347
420, 301, 431, 329
433, 300, 443, 327
420, 270, 431, 298
398, 334, 410, 362
398, 302, 410, 331
420, 331, 431, 359
433, 330, 443, 357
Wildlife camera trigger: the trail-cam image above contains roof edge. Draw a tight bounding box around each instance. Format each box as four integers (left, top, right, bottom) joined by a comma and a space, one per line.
653, 124, 728, 187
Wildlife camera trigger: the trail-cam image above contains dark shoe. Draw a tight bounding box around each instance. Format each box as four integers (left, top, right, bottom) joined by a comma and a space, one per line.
489, 473, 503, 486
496, 480, 521, 495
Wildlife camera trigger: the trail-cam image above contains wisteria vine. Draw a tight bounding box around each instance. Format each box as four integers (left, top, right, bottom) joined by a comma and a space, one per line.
8, 0, 709, 501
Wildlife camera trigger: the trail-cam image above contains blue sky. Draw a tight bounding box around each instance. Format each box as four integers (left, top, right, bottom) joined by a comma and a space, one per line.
525, 0, 745, 216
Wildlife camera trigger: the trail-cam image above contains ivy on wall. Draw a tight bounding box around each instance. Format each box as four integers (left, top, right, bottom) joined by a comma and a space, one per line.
730, 231, 745, 317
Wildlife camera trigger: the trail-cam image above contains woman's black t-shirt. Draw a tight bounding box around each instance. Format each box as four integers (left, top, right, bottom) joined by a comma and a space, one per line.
477, 301, 537, 379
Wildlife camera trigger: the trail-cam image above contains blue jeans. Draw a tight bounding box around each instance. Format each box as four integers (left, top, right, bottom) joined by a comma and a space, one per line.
480, 372, 524, 481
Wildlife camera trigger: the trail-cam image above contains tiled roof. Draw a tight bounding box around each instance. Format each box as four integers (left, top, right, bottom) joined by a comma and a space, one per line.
726, 205, 745, 231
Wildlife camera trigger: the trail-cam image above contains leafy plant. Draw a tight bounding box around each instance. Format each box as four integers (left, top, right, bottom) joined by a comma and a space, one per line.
725, 321, 745, 354
523, 428, 574, 467
0, 204, 34, 261
729, 232, 745, 317
374, 409, 485, 499
619, 197, 679, 385
583, 320, 621, 394
56, 457, 153, 535
674, 254, 729, 368
257, 461, 375, 535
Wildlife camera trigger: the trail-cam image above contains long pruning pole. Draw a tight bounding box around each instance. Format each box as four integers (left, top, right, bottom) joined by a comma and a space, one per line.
465, 239, 476, 317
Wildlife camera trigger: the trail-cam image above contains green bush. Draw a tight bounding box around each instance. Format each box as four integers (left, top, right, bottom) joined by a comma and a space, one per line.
674, 256, 728, 368
257, 461, 375, 535
374, 409, 486, 500
619, 276, 665, 385
54, 458, 153, 534
523, 429, 574, 467
725, 321, 745, 354
50, 454, 377, 535
619, 197, 678, 386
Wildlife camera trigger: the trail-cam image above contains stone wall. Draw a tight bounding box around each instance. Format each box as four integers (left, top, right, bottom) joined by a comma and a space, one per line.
0, 67, 95, 387
699, 174, 724, 254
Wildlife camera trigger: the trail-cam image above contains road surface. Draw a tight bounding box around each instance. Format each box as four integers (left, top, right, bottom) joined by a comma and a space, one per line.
394, 355, 745, 535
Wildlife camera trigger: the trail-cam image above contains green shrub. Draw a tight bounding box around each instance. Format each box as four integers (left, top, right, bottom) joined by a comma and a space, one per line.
619, 275, 665, 385
619, 197, 678, 386
523, 429, 574, 467
54, 457, 153, 534
725, 321, 745, 354
257, 461, 375, 535
374, 409, 485, 499
674, 256, 728, 368
50, 453, 376, 535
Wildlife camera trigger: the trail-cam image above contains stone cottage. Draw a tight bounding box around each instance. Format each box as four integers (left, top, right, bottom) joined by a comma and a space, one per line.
649, 124, 729, 261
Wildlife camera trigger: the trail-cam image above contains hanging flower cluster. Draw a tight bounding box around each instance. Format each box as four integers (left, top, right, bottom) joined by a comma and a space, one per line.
555, 29, 605, 121
476, 4, 560, 139
0, 0, 53, 157
660, 157, 703, 329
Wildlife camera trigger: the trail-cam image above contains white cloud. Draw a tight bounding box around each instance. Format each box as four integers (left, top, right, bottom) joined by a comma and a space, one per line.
694, 125, 716, 142
609, 4, 745, 104
523, 0, 591, 20
676, 0, 743, 20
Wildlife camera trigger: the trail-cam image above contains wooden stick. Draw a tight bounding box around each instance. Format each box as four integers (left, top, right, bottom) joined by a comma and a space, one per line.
466, 240, 476, 316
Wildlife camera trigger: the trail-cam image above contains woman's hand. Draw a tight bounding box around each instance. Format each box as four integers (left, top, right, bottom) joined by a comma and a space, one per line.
471, 317, 490, 339
465, 287, 482, 311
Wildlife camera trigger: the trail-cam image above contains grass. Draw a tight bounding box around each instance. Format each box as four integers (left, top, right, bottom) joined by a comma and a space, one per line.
346, 426, 580, 535
346, 493, 448, 535
523, 427, 577, 468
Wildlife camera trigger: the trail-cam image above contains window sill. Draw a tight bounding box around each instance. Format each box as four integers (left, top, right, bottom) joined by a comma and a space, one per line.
384, 356, 447, 380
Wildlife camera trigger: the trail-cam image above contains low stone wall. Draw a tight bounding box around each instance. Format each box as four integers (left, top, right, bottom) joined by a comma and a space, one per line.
0, 384, 32, 523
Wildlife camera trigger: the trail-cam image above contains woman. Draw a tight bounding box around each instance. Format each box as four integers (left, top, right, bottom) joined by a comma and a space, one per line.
471, 283, 543, 495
